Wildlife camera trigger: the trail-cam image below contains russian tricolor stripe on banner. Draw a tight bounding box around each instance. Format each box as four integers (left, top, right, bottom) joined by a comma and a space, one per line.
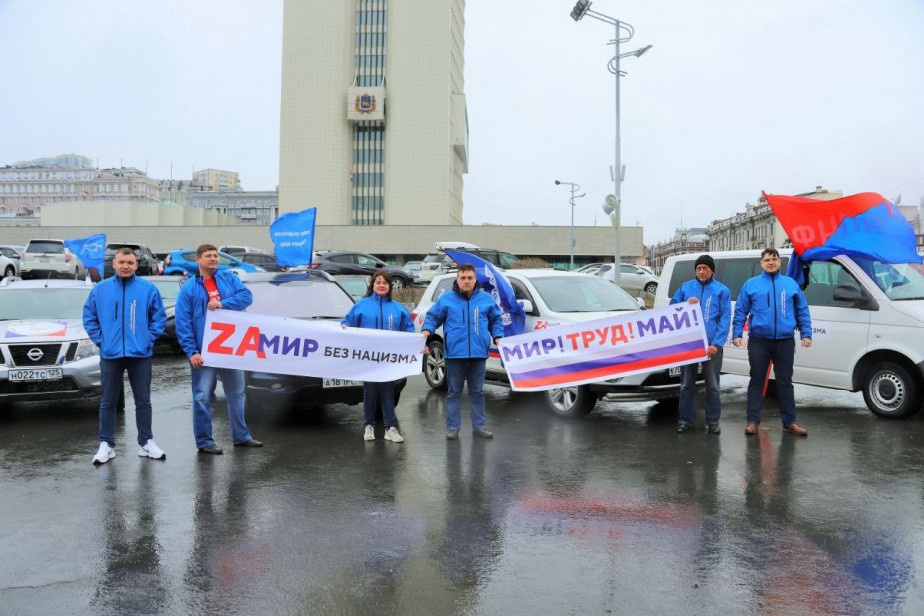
497, 303, 709, 392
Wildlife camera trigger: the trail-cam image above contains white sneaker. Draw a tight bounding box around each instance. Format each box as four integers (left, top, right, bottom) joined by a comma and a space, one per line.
384, 427, 405, 443
363, 425, 375, 441
92, 442, 115, 465
138, 439, 166, 460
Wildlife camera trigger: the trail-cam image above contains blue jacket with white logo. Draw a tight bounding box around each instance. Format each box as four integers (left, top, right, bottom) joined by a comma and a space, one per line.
732, 271, 812, 341
421, 283, 505, 359
670, 277, 732, 348
342, 294, 416, 332
83, 275, 167, 359
175, 270, 253, 358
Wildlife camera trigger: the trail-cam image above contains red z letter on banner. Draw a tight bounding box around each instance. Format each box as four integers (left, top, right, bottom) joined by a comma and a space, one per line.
207, 322, 236, 355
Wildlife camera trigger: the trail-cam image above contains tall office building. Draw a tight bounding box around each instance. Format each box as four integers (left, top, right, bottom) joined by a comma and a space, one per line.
279, 0, 468, 225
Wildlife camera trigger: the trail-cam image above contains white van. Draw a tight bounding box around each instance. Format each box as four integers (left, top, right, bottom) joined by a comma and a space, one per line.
655, 249, 924, 418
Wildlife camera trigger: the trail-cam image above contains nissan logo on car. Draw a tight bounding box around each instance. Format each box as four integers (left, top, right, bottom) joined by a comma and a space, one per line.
27, 348, 44, 362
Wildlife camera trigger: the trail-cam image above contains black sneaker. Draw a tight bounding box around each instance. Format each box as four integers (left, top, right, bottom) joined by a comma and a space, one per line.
676, 424, 691, 433
707, 424, 722, 434
445, 429, 459, 440
473, 428, 494, 439
198, 444, 224, 455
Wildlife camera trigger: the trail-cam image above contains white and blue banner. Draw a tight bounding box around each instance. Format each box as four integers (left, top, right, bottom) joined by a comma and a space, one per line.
201, 309, 423, 382
498, 303, 709, 391
64, 233, 106, 272
270, 207, 316, 268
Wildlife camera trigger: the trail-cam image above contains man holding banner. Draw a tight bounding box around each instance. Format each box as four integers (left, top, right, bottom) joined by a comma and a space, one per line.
175, 244, 262, 454
421, 264, 505, 440
733, 248, 812, 436
670, 254, 731, 434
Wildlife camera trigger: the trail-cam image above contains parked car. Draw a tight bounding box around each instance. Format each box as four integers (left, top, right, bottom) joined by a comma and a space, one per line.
19, 239, 86, 280
403, 260, 423, 283
103, 242, 159, 277
142, 275, 185, 354
418, 243, 520, 282
591, 262, 659, 296
237, 251, 285, 272
219, 245, 271, 256
240, 270, 405, 410
0, 245, 22, 279
312, 250, 413, 288
657, 249, 924, 418
0, 278, 101, 408
162, 249, 264, 277
412, 269, 695, 418
331, 274, 371, 301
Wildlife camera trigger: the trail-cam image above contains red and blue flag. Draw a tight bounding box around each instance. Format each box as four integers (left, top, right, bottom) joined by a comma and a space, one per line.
763, 191, 922, 285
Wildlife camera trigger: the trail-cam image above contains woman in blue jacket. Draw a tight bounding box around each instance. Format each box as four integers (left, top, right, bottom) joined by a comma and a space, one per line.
341, 269, 415, 443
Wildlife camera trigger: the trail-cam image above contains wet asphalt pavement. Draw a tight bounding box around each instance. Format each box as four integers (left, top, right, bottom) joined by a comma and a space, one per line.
2, 354, 924, 615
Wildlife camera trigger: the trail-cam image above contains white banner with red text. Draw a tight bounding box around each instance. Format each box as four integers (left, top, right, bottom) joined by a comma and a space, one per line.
201, 310, 423, 382
497, 303, 709, 391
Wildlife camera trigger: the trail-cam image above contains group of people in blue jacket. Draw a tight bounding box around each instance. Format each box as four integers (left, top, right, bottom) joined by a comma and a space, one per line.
670, 248, 812, 436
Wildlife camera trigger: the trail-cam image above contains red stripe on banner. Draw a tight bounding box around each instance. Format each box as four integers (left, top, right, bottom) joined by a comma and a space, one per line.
513, 348, 704, 389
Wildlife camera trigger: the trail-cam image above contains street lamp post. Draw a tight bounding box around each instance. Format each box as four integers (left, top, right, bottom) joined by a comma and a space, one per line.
555, 180, 585, 269
570, 0, 651, 286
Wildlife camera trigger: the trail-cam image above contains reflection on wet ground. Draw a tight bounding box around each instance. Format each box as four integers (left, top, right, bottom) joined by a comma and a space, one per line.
1, 356, 923, 613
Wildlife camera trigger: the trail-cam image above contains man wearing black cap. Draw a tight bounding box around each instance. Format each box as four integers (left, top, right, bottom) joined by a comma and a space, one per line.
670, 254, 732, 434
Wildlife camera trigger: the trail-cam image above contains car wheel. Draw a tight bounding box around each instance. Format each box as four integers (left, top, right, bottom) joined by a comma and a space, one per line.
542, 385, 596, 418
644, 281, 658, 296
392, 276, 405, 290
862, 361, 921, 418
2, 266, 13, 279
424, 340, 448, 390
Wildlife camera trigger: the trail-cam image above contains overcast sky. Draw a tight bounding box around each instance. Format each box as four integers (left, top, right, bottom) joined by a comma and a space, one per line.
2, 0, 922, 244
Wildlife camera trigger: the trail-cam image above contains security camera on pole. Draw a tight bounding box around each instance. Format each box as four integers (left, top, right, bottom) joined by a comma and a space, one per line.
569, 0, 652, 286
555, 180, 585, 270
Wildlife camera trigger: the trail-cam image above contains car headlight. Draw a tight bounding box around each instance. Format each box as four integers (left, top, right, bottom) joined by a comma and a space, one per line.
74, 338, 99, 361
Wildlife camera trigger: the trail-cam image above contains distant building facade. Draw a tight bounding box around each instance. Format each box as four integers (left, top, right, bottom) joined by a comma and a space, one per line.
648, 228, 709, 274
185, 188, 279, 225
0, 154, 160, 217
192, 168, 240, 191
707, 186, 843, 252
279, 0, 468, 225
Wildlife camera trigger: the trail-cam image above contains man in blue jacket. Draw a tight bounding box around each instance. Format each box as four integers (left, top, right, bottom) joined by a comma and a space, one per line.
175, 244, 261, 454
733, 248, 812, 436
84, 247, 167, 465
421, 264, 505, 440
670, 254, 731, 434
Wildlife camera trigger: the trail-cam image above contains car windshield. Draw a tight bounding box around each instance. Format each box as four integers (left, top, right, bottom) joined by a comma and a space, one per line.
530, 275, 639, 312
0, 287, 91, 319
423, 254, 446, 264
246, 280, 355, 318
27, 241, 64, 254
336, 278, 369, 300
854, 257, 924, 300
150, 279, 182, 301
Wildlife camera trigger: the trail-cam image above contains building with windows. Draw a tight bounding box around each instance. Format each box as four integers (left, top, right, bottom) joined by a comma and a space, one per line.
0, 154, 161, 217
192, 168, 240, 191
185, 188, 278, 225
648, 228, 709, 274
279, 0, 468, 226
707, 187, 843, 252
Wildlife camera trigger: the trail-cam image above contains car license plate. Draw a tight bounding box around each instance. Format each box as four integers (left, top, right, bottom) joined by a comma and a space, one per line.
669, 366, 682, 377
323, 378, 362, 388
9, 367, 63, 381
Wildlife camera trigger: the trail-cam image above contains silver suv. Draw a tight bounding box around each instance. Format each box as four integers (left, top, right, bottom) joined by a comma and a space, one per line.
0, 278, 101, 408
20, 239, 87, 280
411, 269, 695, 418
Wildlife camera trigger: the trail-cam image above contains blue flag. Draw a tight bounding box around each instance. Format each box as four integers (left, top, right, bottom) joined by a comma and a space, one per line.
64, 233, 106, 273
444, 249, 525, 337
270, 208, 316, 267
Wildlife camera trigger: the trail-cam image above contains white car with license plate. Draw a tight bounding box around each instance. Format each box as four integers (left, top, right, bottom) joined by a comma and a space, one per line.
0, 278, 101, 408
411, 269, 698, 418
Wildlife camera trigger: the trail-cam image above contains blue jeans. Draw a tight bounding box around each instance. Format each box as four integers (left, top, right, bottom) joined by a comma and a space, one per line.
190, 366, 252, 448
678, 347, 723, 427
746, 337, 797, 426
446, 359, 487, 431
99, 357, 153, 447
364, 381, 397, 428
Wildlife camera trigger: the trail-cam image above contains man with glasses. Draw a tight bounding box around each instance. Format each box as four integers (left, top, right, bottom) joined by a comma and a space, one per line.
732, 248, 812, 436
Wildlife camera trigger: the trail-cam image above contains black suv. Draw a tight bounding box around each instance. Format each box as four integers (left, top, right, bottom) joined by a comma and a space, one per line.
241, 271, 405, 410
312, 250, 413, 288
104, 243, 159, 277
